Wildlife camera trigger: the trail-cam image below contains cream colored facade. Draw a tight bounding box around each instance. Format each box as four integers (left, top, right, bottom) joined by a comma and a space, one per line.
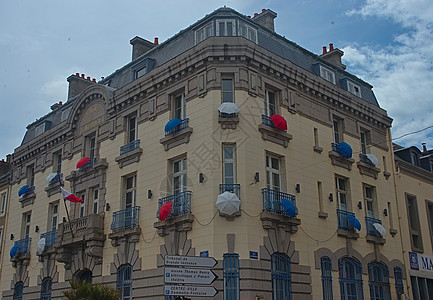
0, 7, 411, 300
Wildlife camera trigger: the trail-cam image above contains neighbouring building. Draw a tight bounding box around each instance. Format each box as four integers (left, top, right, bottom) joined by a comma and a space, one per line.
0, 7, 411, 299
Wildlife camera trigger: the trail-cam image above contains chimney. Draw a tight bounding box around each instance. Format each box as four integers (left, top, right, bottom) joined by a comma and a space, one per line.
67, 73, 96, 99
50, 101, 63, 111
422, 143, 428, 153
252, 9, 277, 31
130, 36, 156, 61
319, 43, 346, 70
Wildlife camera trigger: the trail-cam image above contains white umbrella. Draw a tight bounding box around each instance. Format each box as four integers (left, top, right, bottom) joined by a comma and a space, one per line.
37, 238, 46, 254
46, 173, 57, 185
217, 103, 240, 114
366, 154, 379, 167
216, 191, 240, 215
373, 223, 386, 237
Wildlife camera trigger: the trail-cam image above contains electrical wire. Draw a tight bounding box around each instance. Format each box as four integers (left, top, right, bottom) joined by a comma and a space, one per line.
141, 230, 157, 244
298, 225, 338, 244
194, 211, 218, 226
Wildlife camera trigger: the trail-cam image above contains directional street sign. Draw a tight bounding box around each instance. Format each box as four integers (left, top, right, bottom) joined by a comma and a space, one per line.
165, 267, 217, 284
164, 285, 218, 297
165, 255, 218, 268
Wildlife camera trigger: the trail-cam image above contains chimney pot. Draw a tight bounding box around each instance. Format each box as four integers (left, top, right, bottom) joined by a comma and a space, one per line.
75, 73, 80, 77
87, 76, 91, 80
322, 46, 327, 54
92, 78, 96, 82
59, 101, 62, 105
81, 74, 85, 78
254, 13, 258, 17
262, 9, 266, 12
154, 37, 159, 45
248, 15, 251, 18
422, 142, 427, 152
329, 43, 334, 51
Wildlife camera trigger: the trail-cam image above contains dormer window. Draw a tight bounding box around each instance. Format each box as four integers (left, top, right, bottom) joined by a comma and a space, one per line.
196, 22, 213, 44
347, 81, 361, 97
239, 22, 257, 43
135, 66, 146, 79
216, 20, 235, 36
61, 107, 71, 122
411, 152, 420, 166
319, 66, 336, 84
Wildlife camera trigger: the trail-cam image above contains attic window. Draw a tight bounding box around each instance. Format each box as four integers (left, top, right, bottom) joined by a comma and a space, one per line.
411, 152, 420, 166
319, 66, 336, 84
347, 81, 361, 97
216, 19, 235, 36
35, 122, 47, 137
196, 22, 213, 44
61, 107, 71, 122
239, 22, 257, 43
136, 66, 146, 79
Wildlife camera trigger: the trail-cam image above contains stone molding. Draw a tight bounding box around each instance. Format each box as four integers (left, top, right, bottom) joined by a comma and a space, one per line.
328, 151, 355, 170
115, 147, 143, 168
258, 124, 293, 147
357, 161, 381, 179
218, 116, 239, 129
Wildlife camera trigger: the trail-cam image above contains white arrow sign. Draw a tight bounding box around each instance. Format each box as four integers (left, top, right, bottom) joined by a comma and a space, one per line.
165, 267, 217, 284
164, 285, 218, 297
165, 255, 217, 268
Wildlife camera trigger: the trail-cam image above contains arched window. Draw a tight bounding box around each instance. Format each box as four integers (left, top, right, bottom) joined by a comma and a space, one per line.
368, 262, 391, 300
321, 256, 333, 300
75, 268, 92, 283
394, 267, 404, 297
223, 253, 240, 300
41, 277, 52, 300
339, 257, 363, 300
271, 253, 291, 300
13, 282, 24, 300
117, 264, 132, 300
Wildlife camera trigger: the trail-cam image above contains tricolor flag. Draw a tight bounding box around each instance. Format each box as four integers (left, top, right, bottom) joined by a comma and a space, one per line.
60, 187, 84, 203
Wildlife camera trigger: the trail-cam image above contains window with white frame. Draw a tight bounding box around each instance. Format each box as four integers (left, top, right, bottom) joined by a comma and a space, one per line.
173, 158, 187, 195
85, 133, 96, 160
35, 123, 46, 137
53, 152, 62, 173
127, 115, 137, 144
0, 193, 6, 215
239, 22, 257, 43
364, 185, 376, 218
92, 188, 99, 214
265, 89, 278, 116
347, 81, 361, 97
223, 145, 236, 185
50, 203, 59, 231
79, 193, 86, 218
222, 78, 234, 103
173, 92, 186, 120
216, 19, 235, 36
124, 175, 136, 209
333, 118, 343, 144
196, 22, 212, 44
411, 151, 420, 167
266, 155, 281, 192
27, 165, 35, 187
319, 66, 336, 84
360, 130, 368, 154
336, 176, 349, 211
61, 107, 71, 122
23, 212, 31, 238
135, 66, 146, 79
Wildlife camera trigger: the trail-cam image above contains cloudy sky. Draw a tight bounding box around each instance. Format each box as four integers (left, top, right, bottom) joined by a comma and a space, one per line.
0, 0, 432, 159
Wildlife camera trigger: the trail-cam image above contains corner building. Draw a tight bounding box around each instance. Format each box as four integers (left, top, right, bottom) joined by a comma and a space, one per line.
1, 7, 408, 299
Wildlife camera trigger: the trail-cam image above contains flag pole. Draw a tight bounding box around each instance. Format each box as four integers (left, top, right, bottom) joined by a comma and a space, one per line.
58, 173, 74, 238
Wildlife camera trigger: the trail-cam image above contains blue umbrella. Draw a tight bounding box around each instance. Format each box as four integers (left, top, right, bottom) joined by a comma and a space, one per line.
18, 185, 29, 197
348, 215, 361, 231
281, 198, 297, 218
10, 244, 19, 258
165, 118, 182, 132
338, 142, 352, 159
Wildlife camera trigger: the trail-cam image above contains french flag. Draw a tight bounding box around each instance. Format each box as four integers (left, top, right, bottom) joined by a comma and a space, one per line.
61, 187, 84, 203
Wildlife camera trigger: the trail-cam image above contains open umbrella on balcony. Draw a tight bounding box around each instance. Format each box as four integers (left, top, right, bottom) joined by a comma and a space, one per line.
373, 223, 386, 237
76, 157, 90, 169
159, 201, 173, 221
165, 118, 182, 132
18, 185, 29, 197
366, 154, 379, 166
348, 215, 361, 231
10, 244, 19, 258
46, 173, 58, 185
270, 115, 287, 131
37, 238, 46, 254
216, 191, 240, 215
337, 142, 353, 159
217, 103, 240, 114
281, 198, 297, 218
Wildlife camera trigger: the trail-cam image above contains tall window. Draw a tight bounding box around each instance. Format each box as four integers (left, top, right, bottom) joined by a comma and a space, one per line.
320, 66, 336, 84
92, 188, 99, 214
173, 158, 187, 195
368, 262, 391, 300
364, 185, 376, 218
0, 227, 3, 252
50, 203, 59, 231
339, 258, 363, 300
266, 155, 281, 192
411, 151, 420, 166
173, 93, 185, 120
127, 115, 137, 144
27, 165, 35, 187
79, 193, 86, 218
124, 175, 137, 209
360, 131, 368, 154
406, 194, 423, 252
23, 212, 31, 238
13, 282, 24, 300
265, 89, 277, 116
216, 19, 235, 36
348, 81, 361, 97
333, 118, 343, 144
223, 253, 240, 300
271, 253, 291, 300
222, 78, 234, 103
85, 134, 96, 159
41, 277, 52, 300
321, 256, 333, 300
336, 176, 349, 211
117, 264, 132, 300
53, 152, 62, 173
394, 267, 404, 298
223, 145, 235, 185
0, 193, 6, 215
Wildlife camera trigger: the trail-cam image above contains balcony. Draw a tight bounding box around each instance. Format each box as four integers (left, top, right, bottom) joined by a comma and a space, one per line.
78, 158, 95, 172
357, 153, 381, 179
19, 186, 36, 207
15, 237, 31, 256
157, 191, 192, 221
115, 140, 143, 168
218, 111, 239, 129
45, 174, 63, 197
337, 209, 359, 239
329, 143, 355, 170
111, 206, 140, 232
365, 217, 386, 245
219, 184, 240, 199
40, 230, 57, 251
66, 158, 108, 186
160, 118, 193, 151
258, 115, 292, 147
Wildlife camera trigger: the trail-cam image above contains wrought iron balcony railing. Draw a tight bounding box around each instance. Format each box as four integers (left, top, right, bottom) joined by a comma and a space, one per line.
15, 237, 31, 256
218, 111, 239, 118
165, 118, 189, 136
219, 184, 240, 199
40, 230, 57, 250
78, 158, 95, 172
365, 217, 382, 236
22, 186, 35, 197
111, 206, 141, 232
332, 143, 339, 152
120, 139, 141, 155
337, 209, 355, 231
157, 191, 192, 221
48, 173, 63, 186
359, 153, 375, 166
262, 188, 297, 217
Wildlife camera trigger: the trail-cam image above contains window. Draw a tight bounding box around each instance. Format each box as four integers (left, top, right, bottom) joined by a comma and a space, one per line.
347, 81, 361, 97
173, 92, 185, 120
0, 227, 3, 251
239, 22, 257, 43
53, 152, 62, 173
426, 200, 433, 250
50, 203, 59, 231
13, 282, 24, 300
223, 253, 240, 300
0, 193, 6, 215
394, 267, 404, 298
336, 176, 349, 211
85, 134, 96, 159
173, 158, 187, 195
339, 258, 363, 300
368, 262, 391, 300
127, 115, 137, 144
271, 253, 291, 300
124, 175, 137, 209
92, 188, 99, 214
41, 277, 52, 300
27, 165, 35, 187
135, 66, 146, 79
265, 89, 278, 116
364, 185, 376, 218
35, 123, 46, 136
320, 66, 336, 84
314, 128, 320, 148
411, 152, 420, 166
321, 257, 333, 300
61, 107, 71, 122
266, 155, 281, 192
223, 145, 235, 185
360, 131, 368, 154
79, 193, 86, 218
117, 264, 132, 300
406, 194, 423, 252
317, 181, 324, 214
196, 22, 212, 43
216, 19, 235, 36
23, 212, 31, 238
333, 118, 343, 144
222, 78, 234, 103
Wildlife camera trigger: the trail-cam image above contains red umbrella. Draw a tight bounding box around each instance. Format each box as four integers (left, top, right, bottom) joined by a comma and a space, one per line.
76, 157, 90, 168
270, 115, 287, 131
159, 201, 173, 221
